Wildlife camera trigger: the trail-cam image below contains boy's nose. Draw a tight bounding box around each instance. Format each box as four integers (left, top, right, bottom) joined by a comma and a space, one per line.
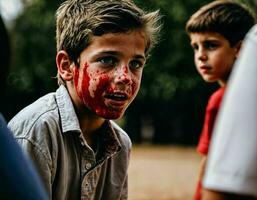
114, 65, 132, 84
197, 50, 208, 61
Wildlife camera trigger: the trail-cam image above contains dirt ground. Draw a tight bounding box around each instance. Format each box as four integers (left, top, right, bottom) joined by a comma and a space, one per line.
128, 144, 201, 200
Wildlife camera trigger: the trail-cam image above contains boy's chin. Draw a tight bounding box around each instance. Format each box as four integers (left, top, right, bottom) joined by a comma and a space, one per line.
96, 109, 125, 120
203, 77, 217, 83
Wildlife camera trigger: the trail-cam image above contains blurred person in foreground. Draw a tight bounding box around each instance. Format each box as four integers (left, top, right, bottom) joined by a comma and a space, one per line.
202, 24, 257, 200
0, 14, 48, 200
185, 1, 256, 199
7, 0, 162, 199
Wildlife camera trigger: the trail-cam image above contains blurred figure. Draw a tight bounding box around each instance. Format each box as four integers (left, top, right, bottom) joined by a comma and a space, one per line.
0, 14, 48, 200
185, 1, 256, 199
202, 24, 257, 200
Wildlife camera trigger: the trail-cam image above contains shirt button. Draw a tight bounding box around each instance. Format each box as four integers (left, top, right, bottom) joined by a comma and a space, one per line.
86, 163, 92, 170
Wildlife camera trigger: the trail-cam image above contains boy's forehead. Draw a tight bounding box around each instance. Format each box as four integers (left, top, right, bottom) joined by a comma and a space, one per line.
84, 31, 147, 57
91, 31, 145, 44
190, 31, 227, 41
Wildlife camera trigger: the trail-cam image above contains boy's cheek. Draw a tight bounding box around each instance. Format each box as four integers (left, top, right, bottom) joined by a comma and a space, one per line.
131, 77, 141, 96
73, 66, 90, 99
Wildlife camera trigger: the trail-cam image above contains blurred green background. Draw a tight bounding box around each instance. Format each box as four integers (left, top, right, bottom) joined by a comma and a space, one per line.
1, 0, 257, 145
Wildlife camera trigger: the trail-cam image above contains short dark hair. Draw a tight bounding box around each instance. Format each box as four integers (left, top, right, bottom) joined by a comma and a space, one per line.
186, 0, 256, 46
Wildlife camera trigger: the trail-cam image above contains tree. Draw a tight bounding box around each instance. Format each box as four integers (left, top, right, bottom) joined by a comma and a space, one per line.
6, 0, 257, 144
4, 0, 62, 120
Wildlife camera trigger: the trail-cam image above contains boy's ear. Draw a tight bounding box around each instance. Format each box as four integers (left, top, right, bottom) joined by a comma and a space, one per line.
234, 41, 242, 58
56, 50, 74, 81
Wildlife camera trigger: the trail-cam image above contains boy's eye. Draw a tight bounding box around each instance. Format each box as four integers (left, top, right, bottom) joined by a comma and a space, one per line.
204, 42, 219, 50
98, 56, 117, 67
191, 44, 199, 51
129, 60, 144, 70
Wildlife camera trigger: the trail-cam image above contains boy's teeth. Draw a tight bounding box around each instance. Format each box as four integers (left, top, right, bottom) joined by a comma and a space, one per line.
107, 94, 126, 99
114, 94, 124, 98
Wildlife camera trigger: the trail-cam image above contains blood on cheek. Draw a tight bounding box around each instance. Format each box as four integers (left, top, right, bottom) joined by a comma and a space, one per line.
131, 81, 138, 95
116, 66, 128, 81
74, 62, 107, 105
73, 63, 121, 118
123, 67, 139, 95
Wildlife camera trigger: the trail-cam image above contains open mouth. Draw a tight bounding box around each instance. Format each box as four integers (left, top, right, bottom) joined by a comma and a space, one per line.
105, 93, 128, 101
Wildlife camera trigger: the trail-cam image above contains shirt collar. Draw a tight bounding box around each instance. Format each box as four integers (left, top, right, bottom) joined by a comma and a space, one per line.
99, 120, 122, 154
56, 85, 122, 154
56, 85, 81, 133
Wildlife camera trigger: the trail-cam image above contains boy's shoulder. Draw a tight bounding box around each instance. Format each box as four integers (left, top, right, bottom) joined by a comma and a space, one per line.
207, 87, 225, 110
210, 87, 225, 100
8, 91, 59, 136
8, 86, 77, 134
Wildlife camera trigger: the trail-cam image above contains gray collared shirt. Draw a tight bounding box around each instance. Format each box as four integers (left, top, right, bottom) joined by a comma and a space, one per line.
8, 85, 132, 200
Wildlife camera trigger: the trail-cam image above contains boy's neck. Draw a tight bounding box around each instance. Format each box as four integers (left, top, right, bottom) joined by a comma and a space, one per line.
78, 113, 106, 148
218, 80, 227, 87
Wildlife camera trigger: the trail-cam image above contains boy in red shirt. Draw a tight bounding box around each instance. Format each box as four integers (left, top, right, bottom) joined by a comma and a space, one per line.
185, 1, 256, 199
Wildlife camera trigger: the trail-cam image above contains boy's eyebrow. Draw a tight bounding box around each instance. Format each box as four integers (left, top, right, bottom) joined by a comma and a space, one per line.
191, 38, 220, 44
204, 38, 220, 42
96, 50, 146, 60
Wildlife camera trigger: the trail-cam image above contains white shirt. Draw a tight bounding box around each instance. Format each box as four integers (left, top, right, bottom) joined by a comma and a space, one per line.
203, 24, 257, 197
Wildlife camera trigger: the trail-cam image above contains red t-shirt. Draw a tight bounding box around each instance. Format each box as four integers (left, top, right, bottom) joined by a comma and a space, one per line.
194, 87, 225, 200
197, 87, 225, 155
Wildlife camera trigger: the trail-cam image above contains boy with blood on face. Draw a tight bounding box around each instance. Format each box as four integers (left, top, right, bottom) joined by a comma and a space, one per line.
8, 0, 162, 199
